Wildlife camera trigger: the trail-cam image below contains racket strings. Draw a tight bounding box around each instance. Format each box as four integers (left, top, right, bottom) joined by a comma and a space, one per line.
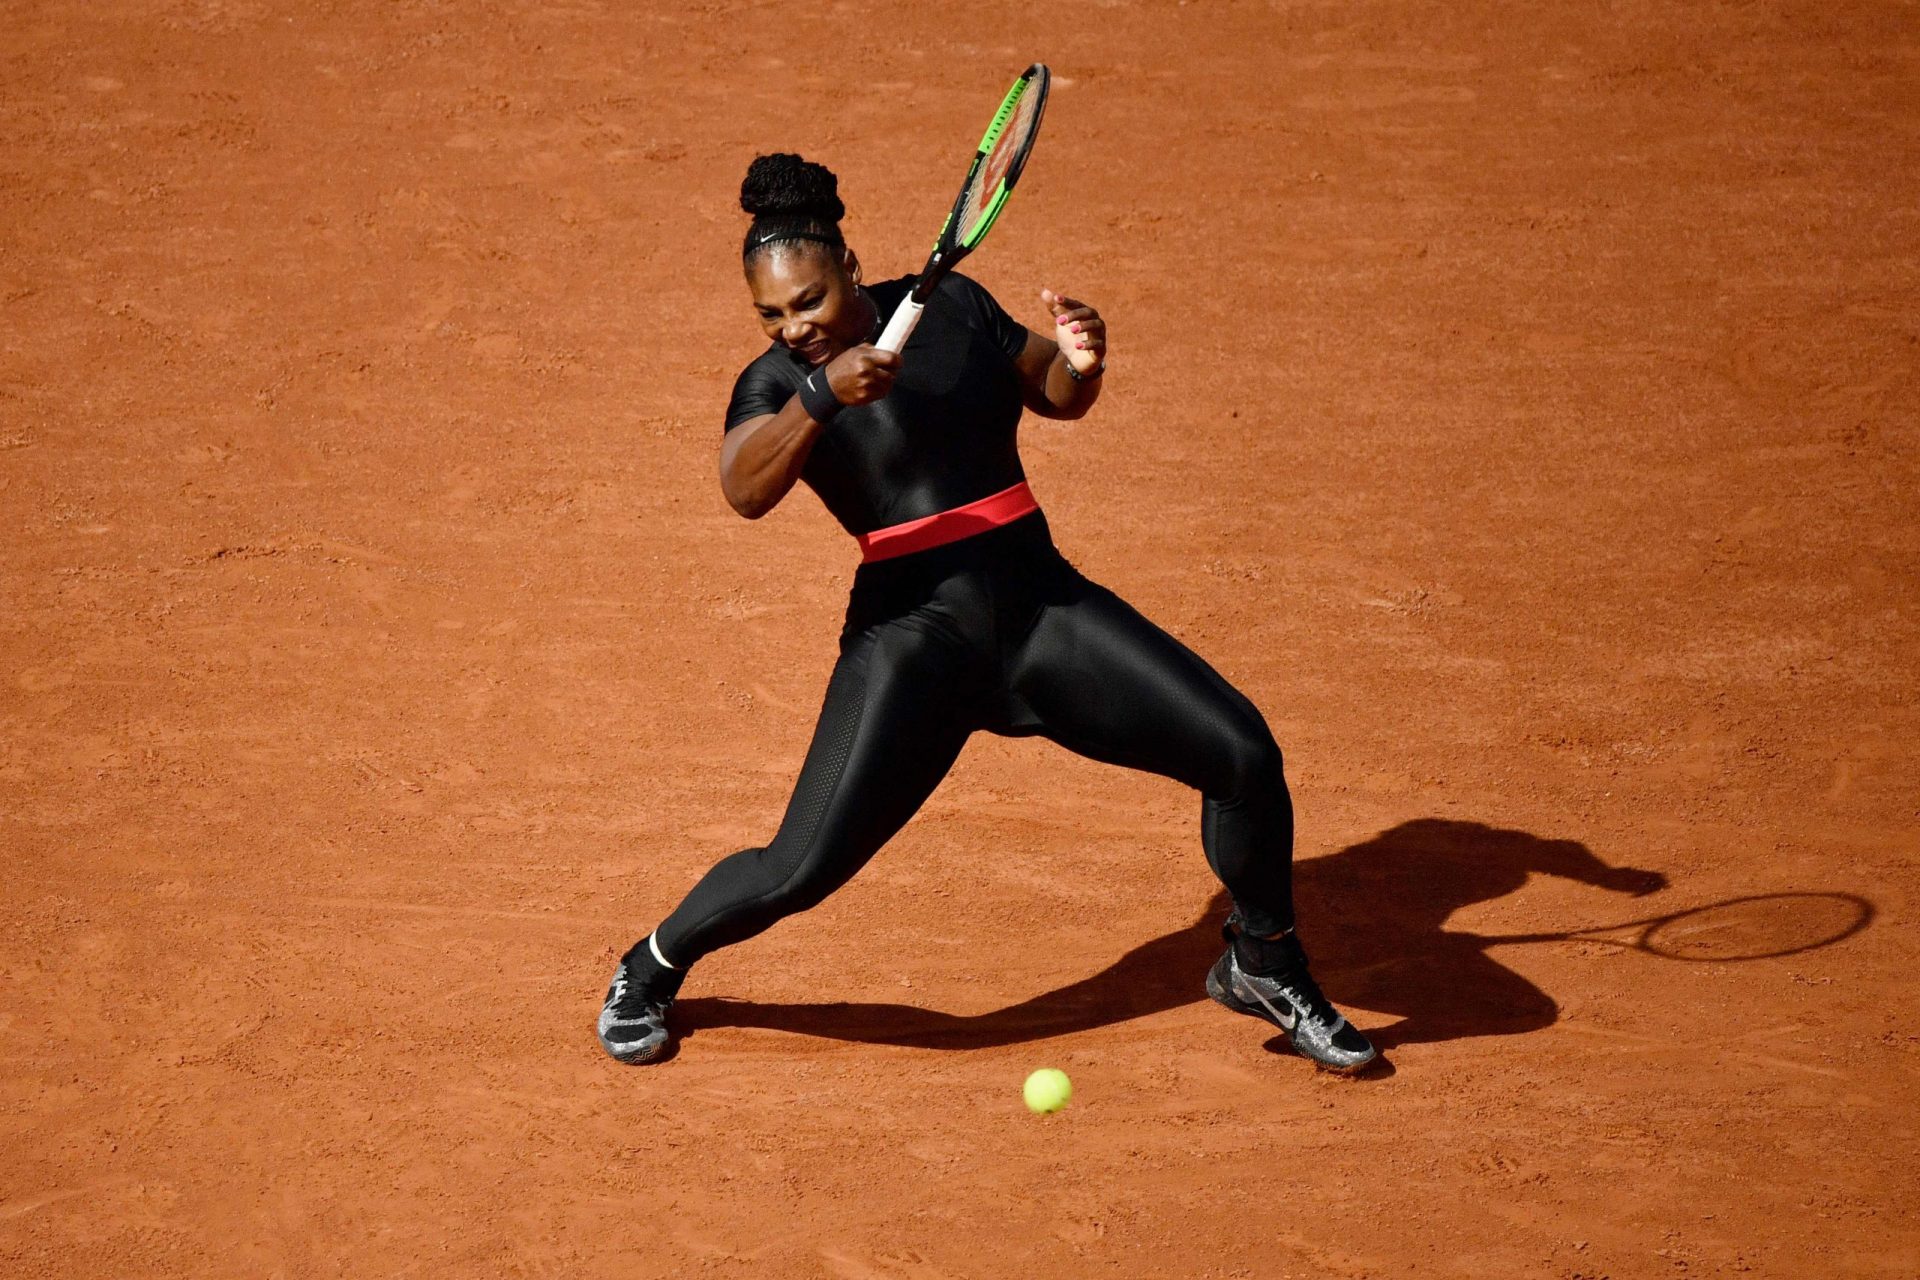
958, 84, 1043, 246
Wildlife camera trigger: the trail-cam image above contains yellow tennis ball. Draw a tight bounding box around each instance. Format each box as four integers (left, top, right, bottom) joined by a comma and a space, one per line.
1023, 1067, 1071, 1114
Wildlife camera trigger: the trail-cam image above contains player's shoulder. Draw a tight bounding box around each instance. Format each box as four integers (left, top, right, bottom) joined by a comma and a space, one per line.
735, 341, 807, 387
867, 274, 916, 310
929, 271, 1026, 358
868, 271, 998, 309
933, 270, 998, 305
919, 271, 1016, 332
725, 342, 809, 433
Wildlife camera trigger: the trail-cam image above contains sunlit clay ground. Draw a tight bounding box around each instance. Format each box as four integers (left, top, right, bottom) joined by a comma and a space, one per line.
3, 3, 1915, 1276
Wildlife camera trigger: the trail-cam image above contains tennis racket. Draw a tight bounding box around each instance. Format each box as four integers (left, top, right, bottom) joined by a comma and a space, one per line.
875, 63, 1051, 354
1466, 892, 1872, 962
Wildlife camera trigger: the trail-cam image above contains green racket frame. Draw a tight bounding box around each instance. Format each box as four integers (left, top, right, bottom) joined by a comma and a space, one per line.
877, 64, 1051, 354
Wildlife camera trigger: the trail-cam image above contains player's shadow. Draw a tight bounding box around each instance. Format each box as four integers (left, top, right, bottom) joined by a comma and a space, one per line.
673, 817, 1669, 1053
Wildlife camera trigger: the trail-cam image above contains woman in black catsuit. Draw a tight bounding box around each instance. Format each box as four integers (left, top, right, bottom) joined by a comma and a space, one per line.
598, 154, 1375, 1072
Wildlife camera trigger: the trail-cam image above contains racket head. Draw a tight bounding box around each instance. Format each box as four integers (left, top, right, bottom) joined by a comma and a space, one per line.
952, 63, 1050, 250
912, 64, 1050, 301
1482, 891, 1874, 962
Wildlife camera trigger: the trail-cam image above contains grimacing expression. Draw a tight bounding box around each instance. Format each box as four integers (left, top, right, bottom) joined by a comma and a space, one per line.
747, 245, 868, 367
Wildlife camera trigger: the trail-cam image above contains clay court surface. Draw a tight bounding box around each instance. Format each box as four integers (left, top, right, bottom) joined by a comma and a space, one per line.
4, 1, 1918, 1275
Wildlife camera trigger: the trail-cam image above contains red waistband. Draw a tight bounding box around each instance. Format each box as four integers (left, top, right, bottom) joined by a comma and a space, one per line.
855, 481, 1040, 564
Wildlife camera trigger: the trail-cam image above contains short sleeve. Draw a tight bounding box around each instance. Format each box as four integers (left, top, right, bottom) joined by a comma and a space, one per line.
724, 354, 799, 432
942, 273, 1030, 363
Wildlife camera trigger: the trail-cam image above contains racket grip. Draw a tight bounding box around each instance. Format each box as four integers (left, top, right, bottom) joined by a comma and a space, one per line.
876, 297, 925, 354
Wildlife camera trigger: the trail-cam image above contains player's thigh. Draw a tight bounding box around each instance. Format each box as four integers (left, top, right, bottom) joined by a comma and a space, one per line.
772, 617, 976, 876
1006, 578, 1276, 791
658, 618, 976, 954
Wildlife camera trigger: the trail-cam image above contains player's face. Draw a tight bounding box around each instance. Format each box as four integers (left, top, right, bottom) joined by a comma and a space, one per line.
746, 246, 868, 367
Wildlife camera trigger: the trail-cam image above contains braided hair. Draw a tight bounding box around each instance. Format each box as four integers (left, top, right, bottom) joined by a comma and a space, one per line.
740, 153, 846, 264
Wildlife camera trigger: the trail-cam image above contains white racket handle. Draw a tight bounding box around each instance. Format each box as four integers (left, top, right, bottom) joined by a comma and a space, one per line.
876, 297, 925, 354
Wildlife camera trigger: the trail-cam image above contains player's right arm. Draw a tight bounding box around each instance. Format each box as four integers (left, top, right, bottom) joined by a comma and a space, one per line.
720, 345, 898, 519
719, 403, 818, 520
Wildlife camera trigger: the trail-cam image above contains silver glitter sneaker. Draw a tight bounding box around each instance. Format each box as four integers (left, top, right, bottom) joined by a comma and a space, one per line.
596, 958, 679, 1065
1206, 927, 1377, 1073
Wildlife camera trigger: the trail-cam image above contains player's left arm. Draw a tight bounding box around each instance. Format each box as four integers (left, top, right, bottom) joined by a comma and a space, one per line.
1015, 288, 1105, 420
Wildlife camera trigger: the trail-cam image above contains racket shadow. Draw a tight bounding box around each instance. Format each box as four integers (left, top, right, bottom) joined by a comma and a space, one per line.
672, 817, 1875, 1054
1291, 819, 1877, 1051
1296, 818, 1653, 1051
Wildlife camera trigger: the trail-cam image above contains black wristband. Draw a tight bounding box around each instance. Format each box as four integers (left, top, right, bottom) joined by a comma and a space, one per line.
1065, 359, 1105, 383
798, 368, 845, 423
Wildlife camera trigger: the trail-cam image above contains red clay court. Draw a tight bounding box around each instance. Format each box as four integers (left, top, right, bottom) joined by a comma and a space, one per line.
3, 2, 1915, 1276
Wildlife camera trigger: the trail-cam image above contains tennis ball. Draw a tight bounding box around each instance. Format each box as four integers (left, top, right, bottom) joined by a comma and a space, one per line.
1023, 1067, 1072, 1114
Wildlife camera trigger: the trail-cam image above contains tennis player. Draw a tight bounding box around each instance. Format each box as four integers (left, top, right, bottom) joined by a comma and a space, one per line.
598, 154, 1375, 1072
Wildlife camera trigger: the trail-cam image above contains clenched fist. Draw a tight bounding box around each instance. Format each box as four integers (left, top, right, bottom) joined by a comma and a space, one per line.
824, 344, 902, 407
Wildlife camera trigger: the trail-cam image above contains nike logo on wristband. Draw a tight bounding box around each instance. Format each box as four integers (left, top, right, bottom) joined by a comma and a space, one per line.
798, 366, 845, 424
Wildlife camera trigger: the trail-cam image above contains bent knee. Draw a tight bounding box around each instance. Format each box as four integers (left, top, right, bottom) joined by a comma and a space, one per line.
1214, 721, 1286, 797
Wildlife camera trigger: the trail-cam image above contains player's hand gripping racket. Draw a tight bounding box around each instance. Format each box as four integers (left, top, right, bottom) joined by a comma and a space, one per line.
876, 63, 1051, 355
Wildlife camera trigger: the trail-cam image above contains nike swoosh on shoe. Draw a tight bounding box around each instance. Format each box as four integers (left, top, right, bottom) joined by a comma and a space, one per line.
1243, 982, 1297, 1030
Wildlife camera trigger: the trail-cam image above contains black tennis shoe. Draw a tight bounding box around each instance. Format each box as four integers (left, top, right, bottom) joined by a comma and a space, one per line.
1206, 923, 1377, 1073
596, 956, 681, 1065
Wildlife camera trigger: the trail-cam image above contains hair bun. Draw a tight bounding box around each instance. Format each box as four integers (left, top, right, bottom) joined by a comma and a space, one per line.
740, 153, 845, 223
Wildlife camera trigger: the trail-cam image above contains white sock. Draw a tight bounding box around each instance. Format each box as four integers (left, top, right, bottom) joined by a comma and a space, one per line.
648, 932, 677, 970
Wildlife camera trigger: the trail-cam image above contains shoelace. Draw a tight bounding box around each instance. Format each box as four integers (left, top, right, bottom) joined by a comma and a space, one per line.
1267, 966, 1341, 1029
609, 972, 669, 1020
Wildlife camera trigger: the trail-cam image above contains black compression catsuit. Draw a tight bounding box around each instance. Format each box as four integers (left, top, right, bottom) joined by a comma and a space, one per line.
652, 273, 1297, 967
